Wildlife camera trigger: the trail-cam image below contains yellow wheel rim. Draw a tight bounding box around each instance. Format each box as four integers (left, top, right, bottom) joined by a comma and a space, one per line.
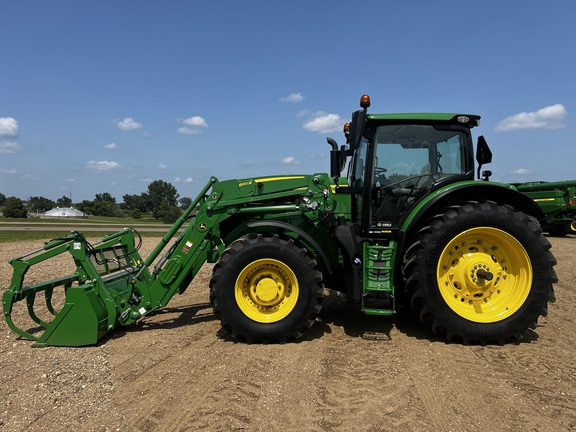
235, 259, 299, 323
437, 227, 532, 323
570, 221, 576, 233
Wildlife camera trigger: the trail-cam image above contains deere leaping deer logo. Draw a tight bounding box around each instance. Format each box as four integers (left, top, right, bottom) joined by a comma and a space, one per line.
198, 222, 207, 231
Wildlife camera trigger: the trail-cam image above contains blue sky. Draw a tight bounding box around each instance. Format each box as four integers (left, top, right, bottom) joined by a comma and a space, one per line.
1, 1, 574, 203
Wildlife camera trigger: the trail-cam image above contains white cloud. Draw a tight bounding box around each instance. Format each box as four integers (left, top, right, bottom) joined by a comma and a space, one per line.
174, 177, 194, 183
281, 156, 300, 165
494, 104, 567, 132
303, 112, 343, 133
85, 160, 121, 171
105, 142, 119, 150
159, 163, 168, 169
0, 117, 18, 136
117, 117, 142, 131
182, 116, 208, 127
0, 141, 21, 154
178, 116, 208, 135
0, 168, 17, 174
177, 127, 204, 135
280, 92, 304, 103
0, 119, 21, 155
21, 173, 39, 180
512, 168, 532, 175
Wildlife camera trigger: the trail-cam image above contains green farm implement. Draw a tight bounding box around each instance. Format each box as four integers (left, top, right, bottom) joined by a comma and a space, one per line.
3, 95, 557, 347
512, 180, 576, 236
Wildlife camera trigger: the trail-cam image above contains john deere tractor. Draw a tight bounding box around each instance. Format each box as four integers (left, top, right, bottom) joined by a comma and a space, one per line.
3, 95, 557, 347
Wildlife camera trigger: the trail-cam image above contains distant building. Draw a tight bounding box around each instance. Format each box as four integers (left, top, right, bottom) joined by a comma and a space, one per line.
41, 207, 88, 218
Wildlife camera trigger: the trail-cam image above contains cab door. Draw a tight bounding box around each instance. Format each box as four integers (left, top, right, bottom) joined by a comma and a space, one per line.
347, 138, 369, 225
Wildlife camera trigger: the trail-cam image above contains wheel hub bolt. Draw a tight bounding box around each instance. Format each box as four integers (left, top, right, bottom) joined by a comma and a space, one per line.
476, 268, 494, 281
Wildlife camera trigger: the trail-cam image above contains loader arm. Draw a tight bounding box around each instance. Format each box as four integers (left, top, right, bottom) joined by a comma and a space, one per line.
136, 173, 336, 309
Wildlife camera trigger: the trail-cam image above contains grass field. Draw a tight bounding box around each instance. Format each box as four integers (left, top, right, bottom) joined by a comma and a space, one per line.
0, 230, 168, 243
0, 215, 173, 243
0, 214, 166, 225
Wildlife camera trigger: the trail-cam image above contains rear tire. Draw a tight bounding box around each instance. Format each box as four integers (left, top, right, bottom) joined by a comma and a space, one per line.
210, 233, 323, 342
403, 201, 557, 344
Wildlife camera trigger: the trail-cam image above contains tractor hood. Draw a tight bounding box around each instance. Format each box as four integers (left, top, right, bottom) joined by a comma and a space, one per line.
208, 174, 332, 209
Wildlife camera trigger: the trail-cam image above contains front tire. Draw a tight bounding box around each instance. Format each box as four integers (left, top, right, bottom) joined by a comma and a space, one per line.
403, 201, 557, 344
210, 234, 323, 342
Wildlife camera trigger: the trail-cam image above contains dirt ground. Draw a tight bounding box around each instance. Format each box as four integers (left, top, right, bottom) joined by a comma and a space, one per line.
1, 235, 575, 432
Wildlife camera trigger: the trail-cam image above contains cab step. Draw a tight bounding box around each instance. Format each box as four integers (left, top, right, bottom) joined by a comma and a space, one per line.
362, 243, 396, 315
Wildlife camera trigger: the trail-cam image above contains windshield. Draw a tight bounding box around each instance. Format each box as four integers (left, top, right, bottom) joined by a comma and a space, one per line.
370, 124, 469, 229
374, 125, 466, 180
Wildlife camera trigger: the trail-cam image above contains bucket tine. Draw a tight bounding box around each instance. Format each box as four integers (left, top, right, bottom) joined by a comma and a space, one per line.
44, 287, 58, 316
26, 293, 50, 328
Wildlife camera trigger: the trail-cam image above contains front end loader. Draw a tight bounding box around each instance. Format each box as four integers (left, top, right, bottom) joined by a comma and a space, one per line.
3, 174, 336, 346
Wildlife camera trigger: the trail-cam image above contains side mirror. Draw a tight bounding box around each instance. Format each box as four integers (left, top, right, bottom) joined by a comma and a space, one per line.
475, 135, 493, 180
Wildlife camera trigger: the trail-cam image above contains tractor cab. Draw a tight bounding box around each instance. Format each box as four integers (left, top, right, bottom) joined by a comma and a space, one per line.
330, 95, 485, 232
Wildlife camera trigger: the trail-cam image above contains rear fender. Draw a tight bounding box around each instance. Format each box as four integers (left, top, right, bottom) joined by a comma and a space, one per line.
401, 181, 544, 240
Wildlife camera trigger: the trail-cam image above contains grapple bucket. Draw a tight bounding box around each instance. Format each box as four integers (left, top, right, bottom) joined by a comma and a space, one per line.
2, 229, 146, 347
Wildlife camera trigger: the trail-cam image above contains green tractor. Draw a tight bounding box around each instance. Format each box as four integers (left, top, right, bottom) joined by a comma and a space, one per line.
3, 95, 557, 347
511, 180, 576, 236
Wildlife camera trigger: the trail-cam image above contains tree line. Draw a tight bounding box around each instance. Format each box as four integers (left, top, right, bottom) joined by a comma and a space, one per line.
0, 180, 193, 224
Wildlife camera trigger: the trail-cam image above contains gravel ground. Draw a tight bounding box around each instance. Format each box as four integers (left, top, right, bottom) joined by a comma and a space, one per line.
1, 235, 575, 432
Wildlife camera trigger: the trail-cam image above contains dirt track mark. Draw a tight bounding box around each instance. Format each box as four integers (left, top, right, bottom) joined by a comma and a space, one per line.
314, 336, 425, 432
